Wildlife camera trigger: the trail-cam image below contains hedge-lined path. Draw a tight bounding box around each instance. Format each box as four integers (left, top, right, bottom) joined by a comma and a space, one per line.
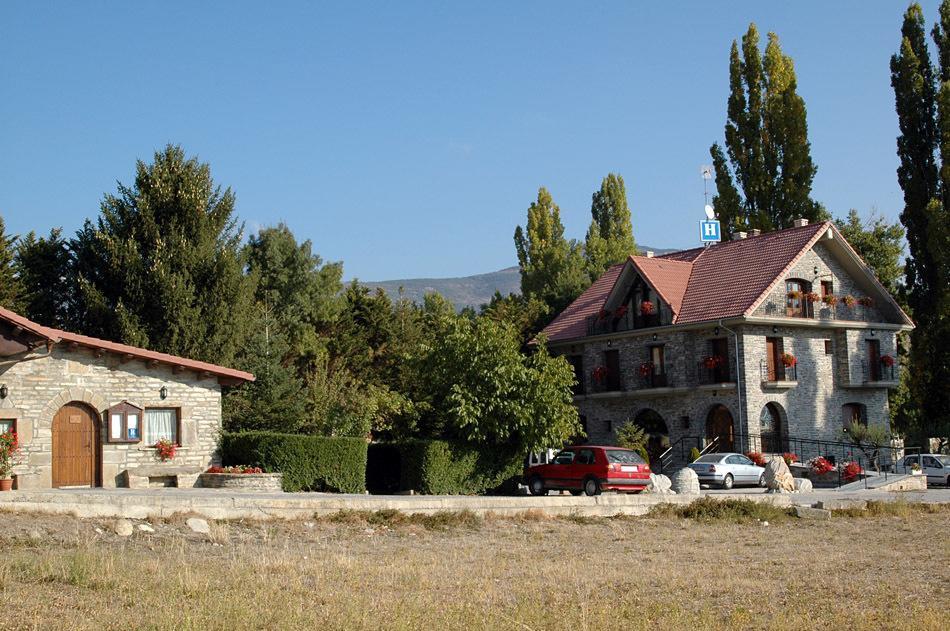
1, 486, 948, 521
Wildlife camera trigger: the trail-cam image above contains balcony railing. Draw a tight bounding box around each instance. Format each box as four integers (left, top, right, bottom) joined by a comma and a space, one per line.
637, 366, 670, 389
697, 361, 732, 384
584, 311, 665, 336
760, 359, 798, 382
862, 359, 897, 383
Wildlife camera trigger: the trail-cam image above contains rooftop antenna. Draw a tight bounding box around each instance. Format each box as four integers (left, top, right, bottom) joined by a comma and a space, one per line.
700, 164, 714, 219
699, 165, 719, 247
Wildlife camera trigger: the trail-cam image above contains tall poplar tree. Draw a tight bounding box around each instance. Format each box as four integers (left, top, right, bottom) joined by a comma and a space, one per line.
709, 24, 826, 236
70, 145, 254, 366
584, 173, 637, 278
514, 187, 587, 316
0, 215, 20, 310
891, 2, 950, 449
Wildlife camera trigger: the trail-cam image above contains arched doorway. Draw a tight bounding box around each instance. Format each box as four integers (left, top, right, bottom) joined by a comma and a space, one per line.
705, 405, 734, 452
634, 409, 669, 467
759, 403, 786, 453
52, 402, 100, 488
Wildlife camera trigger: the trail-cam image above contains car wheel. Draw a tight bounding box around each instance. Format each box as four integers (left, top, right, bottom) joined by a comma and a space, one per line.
758, 474, 767, 488
721, 473, 734, 490
583, 477, 601, 496
528, 476, 547, 496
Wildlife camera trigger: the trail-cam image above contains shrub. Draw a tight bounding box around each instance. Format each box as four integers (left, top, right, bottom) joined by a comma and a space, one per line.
648, 497, 794, 523
219, 432, 367, 493
745, 451, 766, 466
689, 447, 701, 463
616, 423, 649, 463
394, 439, 522, 495
782, 453, 799, 466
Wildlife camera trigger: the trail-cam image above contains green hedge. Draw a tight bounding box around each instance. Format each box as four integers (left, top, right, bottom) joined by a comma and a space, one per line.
394, 439, 522, 495
219, 432, 367, 493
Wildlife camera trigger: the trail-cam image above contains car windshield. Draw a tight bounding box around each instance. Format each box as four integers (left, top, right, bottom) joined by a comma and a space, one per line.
606, 450, 645, 464
695, 455, 723, 463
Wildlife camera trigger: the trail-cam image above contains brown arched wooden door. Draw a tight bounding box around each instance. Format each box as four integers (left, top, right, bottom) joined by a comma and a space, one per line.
705, 405, 734, 452
52, 403, 100, 488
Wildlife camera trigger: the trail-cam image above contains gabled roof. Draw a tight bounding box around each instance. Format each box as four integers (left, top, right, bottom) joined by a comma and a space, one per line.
0, 306, 254, 384
539, 220, 913, 343
535, 263, 625, 344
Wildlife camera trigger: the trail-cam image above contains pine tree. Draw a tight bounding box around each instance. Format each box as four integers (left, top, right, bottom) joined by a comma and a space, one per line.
584, 173, 637, 278
891, 2, 950, 449
70, 145, 254, 366
0, 215, 20, 310
14, 228, 72, 327
710, 24, 825, 236
514, 188, 588, 315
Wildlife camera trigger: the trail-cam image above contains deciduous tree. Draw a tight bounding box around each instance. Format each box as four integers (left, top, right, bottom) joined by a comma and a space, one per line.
584, 173, 637, 278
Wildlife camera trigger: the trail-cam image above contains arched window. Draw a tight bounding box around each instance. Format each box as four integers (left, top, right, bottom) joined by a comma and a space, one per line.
759, 403, 785, 453
785, 279, 813, 318
633, 409, 669, 467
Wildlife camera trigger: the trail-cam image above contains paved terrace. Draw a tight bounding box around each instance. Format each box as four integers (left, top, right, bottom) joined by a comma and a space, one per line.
1, 486, 947, 521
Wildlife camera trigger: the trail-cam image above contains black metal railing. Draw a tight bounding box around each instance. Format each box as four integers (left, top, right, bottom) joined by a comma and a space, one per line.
759, 360, 798, 382
726, 431, 921, 489
862, 359, 897, 383
638, 367, 669, 389
656, 435, 703, 474
697, 361, 731, 385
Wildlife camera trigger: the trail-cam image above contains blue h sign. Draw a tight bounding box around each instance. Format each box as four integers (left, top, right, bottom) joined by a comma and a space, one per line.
699, 220, 721, 243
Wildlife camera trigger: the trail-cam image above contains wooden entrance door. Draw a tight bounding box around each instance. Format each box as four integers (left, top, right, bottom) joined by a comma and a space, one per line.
706, 405, 734, 452
52, 403, 100, 488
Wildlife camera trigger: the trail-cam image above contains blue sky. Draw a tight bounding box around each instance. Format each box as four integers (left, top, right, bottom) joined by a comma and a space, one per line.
0, 2, 935, 281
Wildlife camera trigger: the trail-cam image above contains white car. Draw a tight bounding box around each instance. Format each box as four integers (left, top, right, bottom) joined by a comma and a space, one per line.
688, 453, 766, 490
894, 454, 950, 487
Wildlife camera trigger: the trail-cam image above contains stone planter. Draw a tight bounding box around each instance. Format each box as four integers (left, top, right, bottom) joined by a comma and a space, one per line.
198, 472, 283, 492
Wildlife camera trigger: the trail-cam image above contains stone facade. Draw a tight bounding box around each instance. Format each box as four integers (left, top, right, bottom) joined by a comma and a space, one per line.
0, 345, 224, 490
551, 235, 907, 468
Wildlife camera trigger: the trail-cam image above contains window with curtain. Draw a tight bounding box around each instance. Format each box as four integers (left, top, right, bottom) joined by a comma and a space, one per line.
144, 409, 178, 446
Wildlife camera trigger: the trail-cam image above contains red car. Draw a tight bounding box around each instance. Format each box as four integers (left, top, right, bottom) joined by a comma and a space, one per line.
524, 445, 651, 496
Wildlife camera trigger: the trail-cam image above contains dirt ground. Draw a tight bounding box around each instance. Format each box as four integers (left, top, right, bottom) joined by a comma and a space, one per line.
0, 504, 947, 630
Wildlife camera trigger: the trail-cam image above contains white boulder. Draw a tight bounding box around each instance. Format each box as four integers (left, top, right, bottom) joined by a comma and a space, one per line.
644, 473, 676, 495
670, 468, 700, 495
793, 477, 813, 493
764, 456, 796, 493
186, 517, 210, 534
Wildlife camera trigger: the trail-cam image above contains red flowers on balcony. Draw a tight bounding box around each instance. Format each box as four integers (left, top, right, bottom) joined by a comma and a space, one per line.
637, 361, 654, 378
702, 355, 724, 369
640, 300, 655, 315
821, 294, 838, 306
804, 291, 821, 303
614, 305, 628, 318
858, 296, 874, 307
880, 354, 895, 367
592, 366, 608, 383
781, 352, 797, 367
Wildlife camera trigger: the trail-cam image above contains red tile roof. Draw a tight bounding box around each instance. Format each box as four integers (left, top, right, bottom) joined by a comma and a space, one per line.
540, 221, 835, 342
0, 306, 254, 384
627, 256, 693, 318
535, 263, 625, 344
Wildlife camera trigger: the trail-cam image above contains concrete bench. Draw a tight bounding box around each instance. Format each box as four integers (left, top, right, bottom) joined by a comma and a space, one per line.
120, 466, 203, 489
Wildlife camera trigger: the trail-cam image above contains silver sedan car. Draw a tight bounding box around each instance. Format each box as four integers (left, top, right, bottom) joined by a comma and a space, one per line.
688, 453, 766, 490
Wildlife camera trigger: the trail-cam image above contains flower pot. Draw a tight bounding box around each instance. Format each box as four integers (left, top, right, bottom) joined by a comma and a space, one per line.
0, 477, 13, 491
910, 469, 922, 476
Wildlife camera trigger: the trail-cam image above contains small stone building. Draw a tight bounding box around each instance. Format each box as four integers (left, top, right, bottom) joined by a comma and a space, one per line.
0, 306, 254, 489
539, 220, 914, 468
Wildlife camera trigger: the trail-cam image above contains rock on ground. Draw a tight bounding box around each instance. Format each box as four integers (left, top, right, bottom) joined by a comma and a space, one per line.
114, 519, 133, 537
645, 473, 676, 495
186, 517, 210, 534
764, 456, 796, 493
794, 506, 831, 520
793, 478, 813, 493
670, 468, 700, 495
137, 523, 156, 533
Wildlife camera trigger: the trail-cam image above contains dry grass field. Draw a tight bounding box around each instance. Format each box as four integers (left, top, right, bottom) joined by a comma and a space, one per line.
0, 500, 947, 630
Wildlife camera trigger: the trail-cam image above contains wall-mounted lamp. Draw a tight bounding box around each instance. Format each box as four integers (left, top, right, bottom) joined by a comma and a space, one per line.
159, 386, 168, 400
714, 327, 720, 336
772, 326, 778, 334
869, 330, 876, 337
813, 265, 820, 276
606, 339, 613, 347
0, 384, 7, 400
652, 334, 658, 341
